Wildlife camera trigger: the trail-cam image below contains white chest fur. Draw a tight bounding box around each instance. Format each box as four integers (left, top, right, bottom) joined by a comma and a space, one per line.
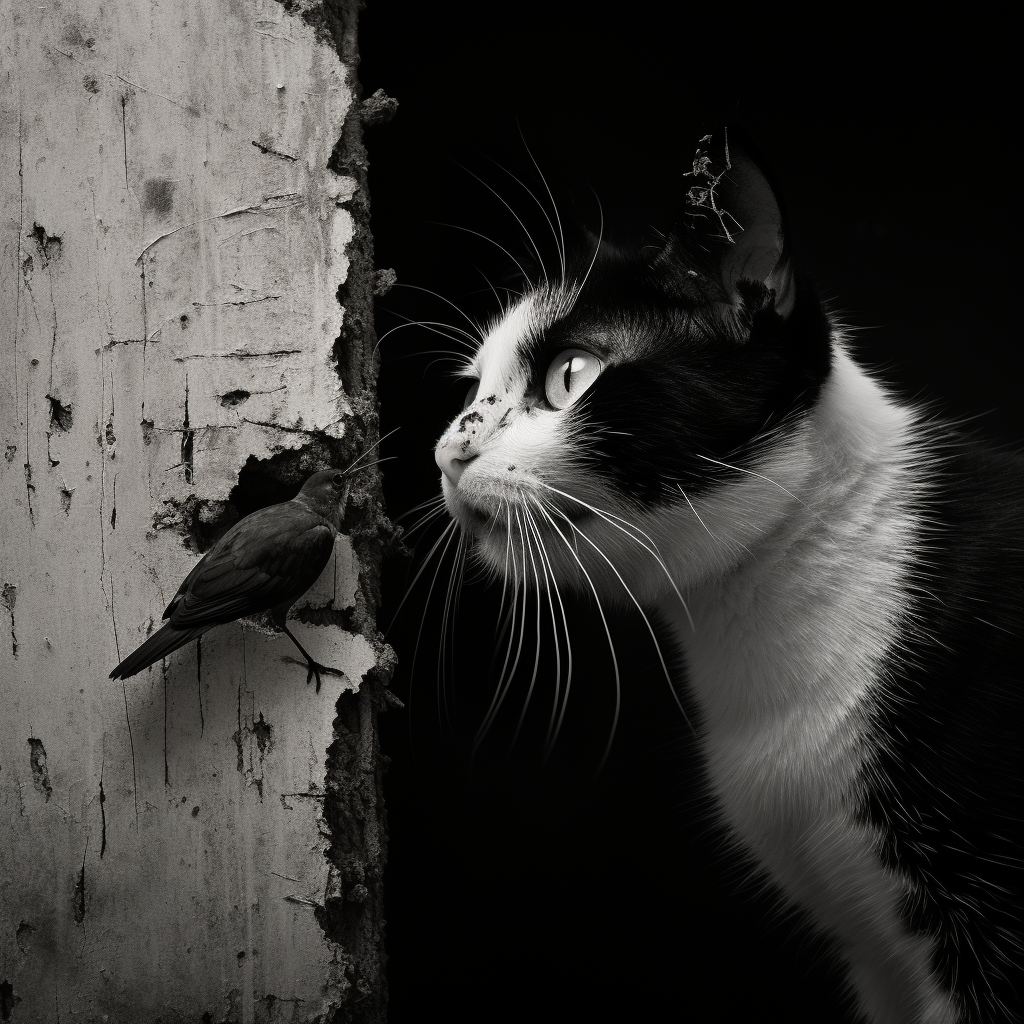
655, 351, 960, 1024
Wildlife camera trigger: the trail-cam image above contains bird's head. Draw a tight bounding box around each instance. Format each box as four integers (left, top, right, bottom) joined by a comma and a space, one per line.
296, 469, 349, 525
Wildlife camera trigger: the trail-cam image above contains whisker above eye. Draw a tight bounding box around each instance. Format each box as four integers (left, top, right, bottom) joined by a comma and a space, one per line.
391, 282, 486, 341
374, 313, 479, 355
453, 160, 549, 287
428, 221, 533, 291
486, 144, 565, 285
516, 122, 566, 285
564, 190, 603, 318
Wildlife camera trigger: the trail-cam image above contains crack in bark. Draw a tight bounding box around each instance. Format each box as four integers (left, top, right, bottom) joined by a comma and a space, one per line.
241, 417, 340, 437
251, 139, 297, 161
181, 374, 194, 484
135, 193, 303, 262
174, 348, 302, 361
121, 677, 139, 825
28, 739, 52, 801
73, 839, 88, 923
1, 583, 17, 657
23, 384, 34, 526
99, 752, 107, 857
121, 95, 129, 190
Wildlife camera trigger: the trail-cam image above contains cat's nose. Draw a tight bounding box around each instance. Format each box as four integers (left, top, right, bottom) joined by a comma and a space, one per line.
436, 445, 476, 485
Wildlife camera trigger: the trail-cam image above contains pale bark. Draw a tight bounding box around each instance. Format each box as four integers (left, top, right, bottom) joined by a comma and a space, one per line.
0, 1, 387, 1020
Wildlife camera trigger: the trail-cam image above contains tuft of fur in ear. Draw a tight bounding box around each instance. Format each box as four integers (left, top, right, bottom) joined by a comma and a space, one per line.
660, 130, 795, 319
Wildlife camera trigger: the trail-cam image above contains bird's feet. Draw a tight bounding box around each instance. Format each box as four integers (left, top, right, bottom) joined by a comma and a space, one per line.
282, 654, 340, 693
305, 659, 326, 694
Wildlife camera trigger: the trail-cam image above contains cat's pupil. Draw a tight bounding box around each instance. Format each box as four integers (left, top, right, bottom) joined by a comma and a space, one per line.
562, 357, 584, 391
463, 380, 480, 410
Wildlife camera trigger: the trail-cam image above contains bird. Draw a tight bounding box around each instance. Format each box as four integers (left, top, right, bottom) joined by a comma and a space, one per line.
110, 468, 351, 691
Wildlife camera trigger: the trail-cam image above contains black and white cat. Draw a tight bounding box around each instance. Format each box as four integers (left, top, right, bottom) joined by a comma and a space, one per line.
431, 133, 1022, 1024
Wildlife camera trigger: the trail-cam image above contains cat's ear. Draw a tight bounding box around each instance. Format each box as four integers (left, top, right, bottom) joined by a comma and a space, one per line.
663, 130, 795, 319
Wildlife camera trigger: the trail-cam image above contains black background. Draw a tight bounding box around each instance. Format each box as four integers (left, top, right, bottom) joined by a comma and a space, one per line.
359, 8, 1016, 1022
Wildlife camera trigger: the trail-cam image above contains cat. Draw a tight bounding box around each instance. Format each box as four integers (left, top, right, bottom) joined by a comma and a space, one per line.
430, 131, 1022, 1024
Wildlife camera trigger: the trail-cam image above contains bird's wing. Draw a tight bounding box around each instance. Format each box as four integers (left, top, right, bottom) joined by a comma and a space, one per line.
165, 502, 336, 629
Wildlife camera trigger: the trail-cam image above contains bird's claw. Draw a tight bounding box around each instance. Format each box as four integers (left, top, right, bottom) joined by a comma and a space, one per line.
305, 660, 326, 693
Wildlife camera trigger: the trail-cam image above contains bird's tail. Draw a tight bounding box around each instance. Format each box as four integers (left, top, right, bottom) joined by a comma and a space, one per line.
109, 623, 210, 680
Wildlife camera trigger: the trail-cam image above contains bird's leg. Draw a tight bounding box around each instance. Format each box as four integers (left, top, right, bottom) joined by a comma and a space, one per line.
280, 624, 327, 693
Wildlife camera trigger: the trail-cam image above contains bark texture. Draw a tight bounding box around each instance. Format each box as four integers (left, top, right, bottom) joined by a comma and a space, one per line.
0, 0, 389, 1020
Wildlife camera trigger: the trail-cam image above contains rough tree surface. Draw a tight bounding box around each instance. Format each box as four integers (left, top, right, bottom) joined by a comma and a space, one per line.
0, 1, 389, 1021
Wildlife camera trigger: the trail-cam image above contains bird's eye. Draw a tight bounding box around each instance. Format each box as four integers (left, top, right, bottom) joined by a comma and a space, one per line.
332, 473, 344, 487
544, 349, 602, 410
462, 379, 480, 410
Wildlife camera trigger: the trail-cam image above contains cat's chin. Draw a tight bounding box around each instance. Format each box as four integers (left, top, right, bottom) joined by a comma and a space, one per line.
446, 489, 593, 543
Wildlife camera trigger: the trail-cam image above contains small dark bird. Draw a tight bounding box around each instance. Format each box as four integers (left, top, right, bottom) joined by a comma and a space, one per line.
110, 469, 350, 691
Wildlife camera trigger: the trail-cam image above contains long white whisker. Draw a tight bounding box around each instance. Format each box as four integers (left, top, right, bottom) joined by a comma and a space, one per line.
428, 221, 532, 288
565, 191, 603, 316
342, 425, 401, 474
345, 455, 396, 476
437, 528, 468, 737
385, 518, 458, 635
522, 504, 571, 758
374, 314, 478, 355
487, 149, 564, 284
394, 495, 446, 527
693, 453, 809, 509
510, 504, 548, 750
399, 505, 451, 545
677, 485, 716, 540
473, 508, 530, 754
532, 499, 621, 776
381, 315, 478, 348
493, 498, 515, 632
517, 123, 566, 283
455, 161, 549, 286
391, 282, 486, 340
406, 521, 463, 753
535, 480, 692, 629
544, 500, 696, 739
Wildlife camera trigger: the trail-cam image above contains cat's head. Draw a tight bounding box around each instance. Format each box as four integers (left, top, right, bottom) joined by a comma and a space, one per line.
435, 133, 833, 604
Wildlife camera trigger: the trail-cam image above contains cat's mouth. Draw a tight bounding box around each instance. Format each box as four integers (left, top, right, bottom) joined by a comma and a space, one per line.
452, 492, 592, 540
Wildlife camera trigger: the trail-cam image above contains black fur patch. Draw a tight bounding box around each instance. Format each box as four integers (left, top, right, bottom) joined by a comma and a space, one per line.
522, 249, 832, 509
861, 440, 1024, 1023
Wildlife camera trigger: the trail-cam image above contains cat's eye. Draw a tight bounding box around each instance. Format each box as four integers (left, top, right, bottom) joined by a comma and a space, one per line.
462, 380, 480, 410
544, 349, 602, 410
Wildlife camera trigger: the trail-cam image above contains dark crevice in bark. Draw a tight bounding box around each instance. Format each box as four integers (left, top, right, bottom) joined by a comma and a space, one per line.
269, 3, 391, 1020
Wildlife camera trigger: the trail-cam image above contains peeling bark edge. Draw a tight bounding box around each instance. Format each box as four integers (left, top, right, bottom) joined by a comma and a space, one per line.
284, 2, 391, 1021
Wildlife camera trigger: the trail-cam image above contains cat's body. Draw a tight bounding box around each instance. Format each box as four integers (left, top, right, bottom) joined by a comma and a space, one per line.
432, 134, 1022, 1023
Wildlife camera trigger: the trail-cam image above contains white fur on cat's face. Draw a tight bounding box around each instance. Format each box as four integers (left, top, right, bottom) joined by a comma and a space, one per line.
435, 287, 594, 564
434, 284, 817, 606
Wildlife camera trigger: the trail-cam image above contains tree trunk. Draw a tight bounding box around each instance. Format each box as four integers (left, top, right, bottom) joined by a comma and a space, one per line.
0, 1, 389, 1020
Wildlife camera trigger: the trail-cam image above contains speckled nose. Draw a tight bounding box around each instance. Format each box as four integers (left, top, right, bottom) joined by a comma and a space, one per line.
435, 443, 477, 485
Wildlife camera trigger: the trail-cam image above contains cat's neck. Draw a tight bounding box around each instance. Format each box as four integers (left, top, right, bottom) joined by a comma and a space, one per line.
656, 346, 923, 739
